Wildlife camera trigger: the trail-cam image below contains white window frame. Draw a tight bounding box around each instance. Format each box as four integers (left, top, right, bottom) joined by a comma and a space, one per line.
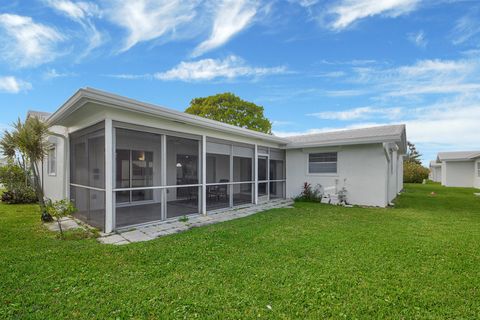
47, 145, 57, 176
477, 161, 480, 178
307, 152, 338, 175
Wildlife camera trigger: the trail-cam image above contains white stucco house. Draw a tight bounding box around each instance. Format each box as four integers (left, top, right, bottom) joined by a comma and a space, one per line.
33, 88, 407, 233
431, 151, 480, 188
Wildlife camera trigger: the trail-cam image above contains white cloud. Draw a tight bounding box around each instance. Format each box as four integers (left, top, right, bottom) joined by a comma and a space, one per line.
408, 30, 427, 48
324, 89, 368, 97
351, 58, 480, 97
309, 106, 402, 120
317, 71, 346, 78
44, 0, 101, 20
107, 74, 151, 80
43, 68, 77, 79
0, 76, 32, 93
450, 9, 480, 45
192, 0, 258, 57
328, 0, 420, 30
289, 0, 319, 8
272, 120, 294, 126
106, 0, 198, 52
45, 0, 104, 57
0, 14, 65, 68
154, 55, 287, 81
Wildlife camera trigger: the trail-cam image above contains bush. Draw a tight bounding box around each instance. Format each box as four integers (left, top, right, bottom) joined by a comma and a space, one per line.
404, 161, 430, 183
0, 162, 37, 204
1, 188, 37, 204
294, 182, 322, 202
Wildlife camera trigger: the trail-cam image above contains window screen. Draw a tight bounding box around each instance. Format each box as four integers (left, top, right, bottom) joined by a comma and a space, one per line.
308, 152, 337, 174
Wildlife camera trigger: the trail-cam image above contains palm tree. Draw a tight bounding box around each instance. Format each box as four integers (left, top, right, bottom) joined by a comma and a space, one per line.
1, 117, 53, 221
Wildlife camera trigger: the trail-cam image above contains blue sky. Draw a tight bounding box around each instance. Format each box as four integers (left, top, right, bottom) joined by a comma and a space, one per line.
1, 0, 479, 164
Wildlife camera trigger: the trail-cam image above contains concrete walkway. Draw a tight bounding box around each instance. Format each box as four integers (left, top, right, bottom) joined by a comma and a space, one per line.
98, 199, 294, 245
45, 216, 85, 232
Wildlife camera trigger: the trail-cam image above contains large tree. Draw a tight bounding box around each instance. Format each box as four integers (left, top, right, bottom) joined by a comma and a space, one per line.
1, 117, 53, 221
185, 92, 272, 134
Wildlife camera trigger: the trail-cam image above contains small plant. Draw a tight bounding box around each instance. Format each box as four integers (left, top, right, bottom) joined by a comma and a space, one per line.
45, 199, 77, 239
294, 182, 322, 202
179, 215, 189, 223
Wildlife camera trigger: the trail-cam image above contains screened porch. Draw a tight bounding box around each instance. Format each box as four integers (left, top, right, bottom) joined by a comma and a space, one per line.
69, 120, 286, 233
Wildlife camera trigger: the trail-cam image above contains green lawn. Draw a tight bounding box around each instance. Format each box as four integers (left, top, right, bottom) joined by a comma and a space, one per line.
1, 184, 479, 319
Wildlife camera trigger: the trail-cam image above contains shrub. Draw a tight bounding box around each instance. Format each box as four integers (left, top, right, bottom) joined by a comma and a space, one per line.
404, 161, 430, 183
294, 182, 322, 202
0, 162, 37, 204
45, 199, 77, 239
1, 188, 37, 204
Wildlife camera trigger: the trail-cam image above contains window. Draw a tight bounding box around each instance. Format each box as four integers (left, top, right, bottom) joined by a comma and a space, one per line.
47, 146, 56, 176
308, 152, 337, 174
477, 161, 480, 177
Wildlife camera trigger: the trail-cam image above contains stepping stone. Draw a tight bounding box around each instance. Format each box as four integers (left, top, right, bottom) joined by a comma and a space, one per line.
46, 219, 81, 232
98, 234, 126, 244
120, 230, 153, 243
113, 240, 129, 246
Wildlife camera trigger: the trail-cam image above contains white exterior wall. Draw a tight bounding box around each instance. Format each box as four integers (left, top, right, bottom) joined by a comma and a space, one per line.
441, 162, 447, 186
286, 143, 389, 207
41, 125, 67, 201
397, 154, 404, 193
443, 161, 475, 187
387, 148, 398, 203
473, 159, 480, 189
429, 165, 442, 182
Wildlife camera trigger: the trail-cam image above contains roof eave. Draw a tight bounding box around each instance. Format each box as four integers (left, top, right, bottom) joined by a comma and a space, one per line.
47, 88, 289, 145
286, 135, 402, 149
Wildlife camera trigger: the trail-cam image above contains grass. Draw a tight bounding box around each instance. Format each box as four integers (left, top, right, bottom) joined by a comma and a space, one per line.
0, 184, 479, 319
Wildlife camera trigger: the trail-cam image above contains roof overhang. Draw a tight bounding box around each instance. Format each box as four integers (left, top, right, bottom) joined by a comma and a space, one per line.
286, 127, 407, 153
47, 88, 289, 145
437, 152, 480, 162
286, 135, 403, 149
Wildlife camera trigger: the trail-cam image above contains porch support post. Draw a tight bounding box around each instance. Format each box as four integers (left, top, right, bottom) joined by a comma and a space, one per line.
104, 118, 114, 233
201, 135, 207, 215
161, 135, 167, 220
254, 144, 258, 205
229, 145, 234, 208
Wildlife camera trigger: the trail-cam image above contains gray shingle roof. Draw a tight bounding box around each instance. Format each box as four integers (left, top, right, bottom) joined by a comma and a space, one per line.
286, 124, 406, 148
437, 151, 480, 161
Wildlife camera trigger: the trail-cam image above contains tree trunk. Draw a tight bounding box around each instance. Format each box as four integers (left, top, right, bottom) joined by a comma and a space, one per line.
20, 154, 29, 186
32, 160, 52, 222
56, 217, 64, 239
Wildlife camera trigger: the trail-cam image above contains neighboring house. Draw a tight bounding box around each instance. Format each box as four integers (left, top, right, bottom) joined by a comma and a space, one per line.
33, 88, 407, 233
429, 160, 442, 182
431, 151, 480, 188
